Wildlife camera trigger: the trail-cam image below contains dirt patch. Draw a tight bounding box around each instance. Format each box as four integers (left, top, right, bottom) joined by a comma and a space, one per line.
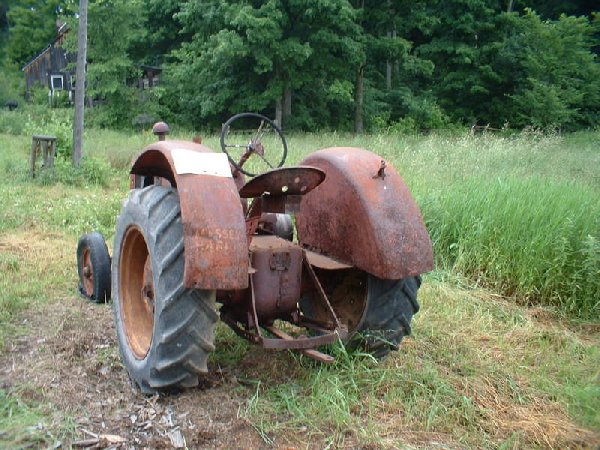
464, 376, 598, 449
0, 231, 64, 254
0, 297, 267, 449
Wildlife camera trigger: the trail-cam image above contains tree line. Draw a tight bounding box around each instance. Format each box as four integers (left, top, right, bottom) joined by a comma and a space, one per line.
1, 0, 598, 132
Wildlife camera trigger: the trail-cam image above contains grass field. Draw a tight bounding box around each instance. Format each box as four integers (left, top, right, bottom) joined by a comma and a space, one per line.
0, 116, 598, 448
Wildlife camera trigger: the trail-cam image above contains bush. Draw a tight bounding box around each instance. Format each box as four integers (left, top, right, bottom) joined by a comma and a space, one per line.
36, 156, 113, 188
23, 108, 73, 158
0, 104, 73, 157
369, 91, 449, 133
0, 110, 27, 135
28, 84, 51, 106
495, 12, 600, 130
0, 64, 24, 106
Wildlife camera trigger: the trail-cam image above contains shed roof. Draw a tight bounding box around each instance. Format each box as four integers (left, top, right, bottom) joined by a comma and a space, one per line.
21, 25, 70, 72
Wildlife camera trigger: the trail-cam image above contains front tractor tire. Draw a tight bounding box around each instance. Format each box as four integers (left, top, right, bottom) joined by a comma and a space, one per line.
77, 231, 111, 303
112, 186, 218, 393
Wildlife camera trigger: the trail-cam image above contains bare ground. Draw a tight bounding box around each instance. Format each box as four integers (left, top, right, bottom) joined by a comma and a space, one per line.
0, 296, 270, 449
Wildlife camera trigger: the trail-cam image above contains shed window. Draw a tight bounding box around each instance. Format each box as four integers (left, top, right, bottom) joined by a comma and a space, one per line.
51, 75, 64, 90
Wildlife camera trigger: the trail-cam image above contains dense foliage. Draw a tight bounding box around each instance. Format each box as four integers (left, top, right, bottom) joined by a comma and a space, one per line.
0, 0, 598, 131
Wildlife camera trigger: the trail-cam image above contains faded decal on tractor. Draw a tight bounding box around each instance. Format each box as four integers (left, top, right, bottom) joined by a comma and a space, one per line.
171, 149, 232, 177
190, 227, 246, 254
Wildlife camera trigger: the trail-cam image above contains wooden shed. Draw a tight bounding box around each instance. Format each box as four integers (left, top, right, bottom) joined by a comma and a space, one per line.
22, 25, 162, 103
21, 24, 75, 101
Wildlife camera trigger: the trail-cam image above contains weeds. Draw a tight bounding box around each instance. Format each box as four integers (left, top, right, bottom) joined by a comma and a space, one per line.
34, 156, 115, 188
0, 390, 54, 448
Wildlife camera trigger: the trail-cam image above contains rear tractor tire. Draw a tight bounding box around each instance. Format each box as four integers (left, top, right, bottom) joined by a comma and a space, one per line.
302, 270, 421, 359
112, 186, 219, 393
77, 231, 111, 303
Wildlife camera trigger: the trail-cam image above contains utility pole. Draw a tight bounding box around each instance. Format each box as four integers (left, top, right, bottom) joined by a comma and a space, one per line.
73, 0, 88, 167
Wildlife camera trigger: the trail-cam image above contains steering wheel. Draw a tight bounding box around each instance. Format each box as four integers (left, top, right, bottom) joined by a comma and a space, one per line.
220, 113, 288, 177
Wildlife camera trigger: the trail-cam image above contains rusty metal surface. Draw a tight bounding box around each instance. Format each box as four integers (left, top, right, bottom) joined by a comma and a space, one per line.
255, 213, 294, 241
260, 195, 303, 214
220, 308, 340, 354
130, 141, 248, 290
218, 234, 348, 360
119, 226, 153, 359
296, 147, 434, 280
302, 252, 344, 333
81, 248, 94, 296
152, 121, 170, 140
239, 166, 325, 198
260, 329, 338, 350
263, 327, 335, 363
304, 248, 352, 270
301, 268, 368, 335
249, 235, 302, 322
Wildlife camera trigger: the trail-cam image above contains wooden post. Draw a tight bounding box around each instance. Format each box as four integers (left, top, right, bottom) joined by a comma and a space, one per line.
30, 138, 38, 178
49, 140, 56, 167
30, 135, 57, 178
73, 0, 88, 168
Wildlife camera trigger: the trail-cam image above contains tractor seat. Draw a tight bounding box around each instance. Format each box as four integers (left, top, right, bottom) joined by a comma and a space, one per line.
239, 166, 326, 199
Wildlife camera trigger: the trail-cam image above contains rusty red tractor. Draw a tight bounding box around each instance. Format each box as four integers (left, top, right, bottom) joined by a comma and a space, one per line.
76, 113, 433, 393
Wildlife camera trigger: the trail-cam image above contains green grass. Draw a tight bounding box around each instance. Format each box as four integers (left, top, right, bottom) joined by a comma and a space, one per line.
1, 126, 598, 317
0, 390, 55, 448
226, 280, 600, 448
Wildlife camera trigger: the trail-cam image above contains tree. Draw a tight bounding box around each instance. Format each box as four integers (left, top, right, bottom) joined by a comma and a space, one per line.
130, 0, 186, 66
411, 0, 507, 125
511, 0, 597, 19
0, 0, 12, 47
168, 0, 362, 130
6, 0, 70, 66
494, 11, 600, 129
352, 0, 444, 131
0, 0, 23, 103
3, 0, 598, 132
65, 0, 148, 127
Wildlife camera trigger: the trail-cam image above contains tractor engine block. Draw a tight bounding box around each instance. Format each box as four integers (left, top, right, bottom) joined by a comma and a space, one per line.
250, 236, 303, 323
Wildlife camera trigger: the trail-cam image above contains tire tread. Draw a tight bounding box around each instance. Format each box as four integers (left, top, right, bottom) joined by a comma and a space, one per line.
354, 276, 421, 359
113, 186, 217, 393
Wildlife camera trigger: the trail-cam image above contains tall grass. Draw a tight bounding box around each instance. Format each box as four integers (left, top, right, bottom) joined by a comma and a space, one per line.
423, 176, 599, 316
280, 131, 599, 317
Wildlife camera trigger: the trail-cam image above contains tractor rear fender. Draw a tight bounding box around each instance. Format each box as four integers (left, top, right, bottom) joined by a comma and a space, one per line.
296, 147, 433, 280
129, 140, 248, 290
